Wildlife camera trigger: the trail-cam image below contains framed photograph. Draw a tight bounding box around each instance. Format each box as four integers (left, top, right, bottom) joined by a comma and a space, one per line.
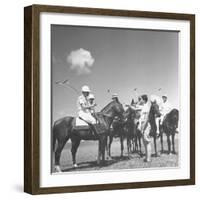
24, 4, 195, 194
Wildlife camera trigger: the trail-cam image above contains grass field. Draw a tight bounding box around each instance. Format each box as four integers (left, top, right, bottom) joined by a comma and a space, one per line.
54, 134, 179, 173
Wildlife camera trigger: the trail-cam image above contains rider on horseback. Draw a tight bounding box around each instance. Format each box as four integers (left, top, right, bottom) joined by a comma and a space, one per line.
112, 93, 120, 103
88, 93, 96, 114
77, 86, 104, 136
155, 94, 172, 135
77, 85, 97, 124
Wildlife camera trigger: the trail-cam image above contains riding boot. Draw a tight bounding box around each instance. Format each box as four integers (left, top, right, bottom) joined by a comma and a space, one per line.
92, 124, 107, 138
87, 124, 101, 138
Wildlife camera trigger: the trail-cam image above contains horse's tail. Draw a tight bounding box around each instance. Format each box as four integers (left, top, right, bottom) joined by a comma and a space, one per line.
52, 124, 57, 152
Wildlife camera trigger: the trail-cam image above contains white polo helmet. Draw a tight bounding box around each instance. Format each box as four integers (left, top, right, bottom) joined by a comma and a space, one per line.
88, 94, 95, 99
81, 85, 90, 92
112, 93, 118, 99
150, 95, 161, 104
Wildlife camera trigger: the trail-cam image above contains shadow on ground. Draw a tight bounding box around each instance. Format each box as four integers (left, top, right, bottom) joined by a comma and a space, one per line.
62, 155, 131, 172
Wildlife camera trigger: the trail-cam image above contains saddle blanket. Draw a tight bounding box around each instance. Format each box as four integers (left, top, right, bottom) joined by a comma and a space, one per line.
76, 117, 88, 126
75, 117, 97, 127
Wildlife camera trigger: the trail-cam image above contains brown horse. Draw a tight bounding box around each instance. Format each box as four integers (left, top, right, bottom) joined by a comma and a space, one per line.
107, 117, 126, 158
160, 109, 179, 154
52, 100, 124, 172
107, 106, 143, 159
124, 106, 143, 156
148, 101, 162, 157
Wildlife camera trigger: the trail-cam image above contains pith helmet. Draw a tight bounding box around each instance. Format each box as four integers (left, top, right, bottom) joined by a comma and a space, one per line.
81, 85, 90, 92
88, 93, 95, 99
112, 93, 118, 99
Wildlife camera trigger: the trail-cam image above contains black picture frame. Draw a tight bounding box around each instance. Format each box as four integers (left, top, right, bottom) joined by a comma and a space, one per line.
24, 4, 195, 194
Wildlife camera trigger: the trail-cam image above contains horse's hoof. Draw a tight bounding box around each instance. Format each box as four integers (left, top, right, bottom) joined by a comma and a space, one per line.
143, 158, 151, 163
106, 156, 112, 160
168, 152, 172, 155
54, 165, 62, 173
172, 151, 177, 155
73, 163, 78, 168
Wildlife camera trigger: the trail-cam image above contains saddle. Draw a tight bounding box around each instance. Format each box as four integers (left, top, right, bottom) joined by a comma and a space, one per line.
72, 113, 108, 134
72, 117, 95, 130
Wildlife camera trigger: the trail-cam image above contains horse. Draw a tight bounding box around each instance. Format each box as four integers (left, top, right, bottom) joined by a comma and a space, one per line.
123, 106, 143, 156
107, 105, 143, 159
107, 117, 126, 158
148, 101, 162, 157
160, 109, 179, 154
52, 100, 124, 172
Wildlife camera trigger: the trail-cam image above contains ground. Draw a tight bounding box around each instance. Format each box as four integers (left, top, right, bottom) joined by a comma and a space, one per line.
54, 134, 178, 172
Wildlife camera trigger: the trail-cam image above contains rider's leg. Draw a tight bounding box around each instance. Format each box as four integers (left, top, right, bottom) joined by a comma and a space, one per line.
160, 115, 164, 127
155, 117, 160, 135
78, 111, 98, 136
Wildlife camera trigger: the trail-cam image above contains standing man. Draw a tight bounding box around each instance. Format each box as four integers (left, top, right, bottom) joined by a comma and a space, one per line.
130, 94, 152, 162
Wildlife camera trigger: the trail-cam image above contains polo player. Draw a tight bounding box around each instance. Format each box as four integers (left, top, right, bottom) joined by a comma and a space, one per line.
77, 85, 96, 124
160, 94, 172, 124
155, 94, 172, 135
88, 93, 96, 114
77, 86, 104, 136
112, 93, 119, 103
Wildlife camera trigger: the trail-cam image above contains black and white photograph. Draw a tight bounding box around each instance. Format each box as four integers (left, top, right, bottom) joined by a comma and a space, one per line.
52, 25, 179, 173
23, 5, 195, 194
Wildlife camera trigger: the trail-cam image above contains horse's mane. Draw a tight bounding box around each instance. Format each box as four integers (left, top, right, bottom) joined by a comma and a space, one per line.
101, 101, 115, 113
166, 108, 179, 123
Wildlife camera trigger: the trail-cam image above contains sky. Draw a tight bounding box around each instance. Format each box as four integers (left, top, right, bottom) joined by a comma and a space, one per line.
51, 25, 179, 121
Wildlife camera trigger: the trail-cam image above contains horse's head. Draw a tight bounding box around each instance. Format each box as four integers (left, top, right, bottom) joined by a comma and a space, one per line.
168, 109, 179, 130
113, 101, 125, 121
101, 100, 125, 121
149, 101, 161, 119
123, 106, 137, 120
123, 106, 132, 120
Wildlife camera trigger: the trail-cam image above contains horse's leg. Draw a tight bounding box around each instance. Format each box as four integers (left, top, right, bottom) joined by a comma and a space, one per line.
108, 135, 113, 158
54, 138, 69, 172
172, 133, 176, 154
97, 139, 102, 165
105, 136, 110, 160
101, 135, 107, 163
71, 138, 81, 168
139, 136, 143, 156
167, 135, 171, 154
131, 138, 134, 153
160, 131, 164, 154
127, 137, 131, 157
135, 136, 138, 154
120, 135, 124, 157
154, 136, 158, 157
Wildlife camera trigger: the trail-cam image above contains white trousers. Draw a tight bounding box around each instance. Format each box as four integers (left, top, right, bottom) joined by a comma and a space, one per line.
78, 110, 96, 124
155, 113, 168, 133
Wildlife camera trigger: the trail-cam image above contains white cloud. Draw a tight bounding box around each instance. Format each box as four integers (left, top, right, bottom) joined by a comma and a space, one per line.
67, 48, 95, 75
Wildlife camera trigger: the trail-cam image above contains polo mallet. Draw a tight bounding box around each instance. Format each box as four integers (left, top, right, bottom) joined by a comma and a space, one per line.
55, 79, 79, 95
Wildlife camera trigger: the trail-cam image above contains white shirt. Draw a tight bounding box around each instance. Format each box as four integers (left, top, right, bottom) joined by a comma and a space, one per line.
140, 102, 150, 122
77, 95, 90, 113
160, 100, 172, 115
132, 102, 150, 122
